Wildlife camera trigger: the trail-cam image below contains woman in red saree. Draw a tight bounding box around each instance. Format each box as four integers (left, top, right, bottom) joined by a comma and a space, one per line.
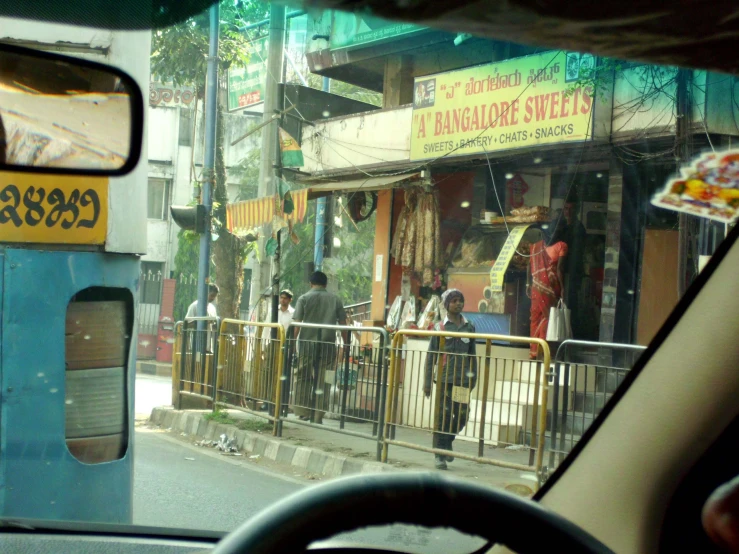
528, 227, 568, 359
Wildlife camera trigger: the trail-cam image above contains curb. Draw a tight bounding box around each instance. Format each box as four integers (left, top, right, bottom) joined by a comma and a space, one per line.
149, 407, 398, 479
137, 361, 172, 378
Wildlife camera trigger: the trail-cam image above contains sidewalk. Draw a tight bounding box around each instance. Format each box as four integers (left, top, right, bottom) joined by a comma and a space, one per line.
136, 360, 172, 377
149, 406, 539, 497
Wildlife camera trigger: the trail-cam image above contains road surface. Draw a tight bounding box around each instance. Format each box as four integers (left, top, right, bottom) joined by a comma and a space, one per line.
134, 374, 172, 418
133, 375, 485, 552
133, 429, 303, 531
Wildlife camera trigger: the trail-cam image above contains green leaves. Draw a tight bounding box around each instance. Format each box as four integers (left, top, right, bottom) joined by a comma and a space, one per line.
151, 0, 269, 89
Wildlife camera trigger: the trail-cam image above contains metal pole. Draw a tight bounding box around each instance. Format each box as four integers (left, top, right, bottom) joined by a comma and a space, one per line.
313, 78, 331, 270
252, 3, 286, 324
196, 3, 219, 320
676, 68, 693, 296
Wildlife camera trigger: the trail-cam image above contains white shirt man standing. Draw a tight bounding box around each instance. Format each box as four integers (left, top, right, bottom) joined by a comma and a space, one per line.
278, 289, 295, 330
185, 284, 219, 319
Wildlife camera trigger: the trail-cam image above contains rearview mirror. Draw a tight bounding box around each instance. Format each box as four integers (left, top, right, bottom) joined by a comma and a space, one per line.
0, 44, 143, 176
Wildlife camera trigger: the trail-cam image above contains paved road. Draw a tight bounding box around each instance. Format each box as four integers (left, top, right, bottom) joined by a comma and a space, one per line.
133, 430, 485, 552
133, 429, 303, 532
134, 374, 172, 418
133, 376, 486, 552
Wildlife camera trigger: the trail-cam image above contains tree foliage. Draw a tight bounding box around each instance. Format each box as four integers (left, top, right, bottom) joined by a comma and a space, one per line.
151, 0, 268, 90
279, 197, 375, 307
151, 0, 265, 319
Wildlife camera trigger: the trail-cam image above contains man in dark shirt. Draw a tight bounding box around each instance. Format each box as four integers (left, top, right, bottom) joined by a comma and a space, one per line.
292, 271, 347, 424
424, 289, 478, 470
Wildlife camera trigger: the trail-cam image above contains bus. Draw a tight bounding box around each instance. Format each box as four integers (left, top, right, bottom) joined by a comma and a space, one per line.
0, 20, 147, 523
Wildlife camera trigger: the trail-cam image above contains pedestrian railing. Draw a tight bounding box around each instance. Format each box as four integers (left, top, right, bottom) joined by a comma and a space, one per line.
215, 319, 285, 434
279, 322, 390, 460
171, 316, 570, 479
175, 317, 220, 409
542, 339, 646, 484
345, 300, 372, 323
382, 329, 551, 476
172, 321, 183, 406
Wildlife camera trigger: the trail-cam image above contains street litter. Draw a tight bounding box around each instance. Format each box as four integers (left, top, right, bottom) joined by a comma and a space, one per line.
249, 454, 260, 460
195, 439, 218, 447
217, 434, 238, 453
185, 457, 195, 461
506, 444, 527, 451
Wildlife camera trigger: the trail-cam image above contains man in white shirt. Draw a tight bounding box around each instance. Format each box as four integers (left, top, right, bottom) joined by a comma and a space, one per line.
185, 284, 219, 320
185, 284, 219, 354
260, 289, 294, 415
278, 289, 295, 330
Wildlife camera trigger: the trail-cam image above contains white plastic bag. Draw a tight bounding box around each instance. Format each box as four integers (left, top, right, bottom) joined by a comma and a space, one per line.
546, 299, 572, 342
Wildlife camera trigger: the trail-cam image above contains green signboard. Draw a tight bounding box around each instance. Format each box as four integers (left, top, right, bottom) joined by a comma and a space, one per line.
330, 12, 424, 50
227, 36, 268, 111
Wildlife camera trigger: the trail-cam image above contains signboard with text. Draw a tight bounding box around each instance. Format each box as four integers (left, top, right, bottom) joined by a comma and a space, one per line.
0, 173, 107, 245
227, 36, 268, 111
330, 12, 424, 50
410, 51, 594, 161
490, 225, 531, 292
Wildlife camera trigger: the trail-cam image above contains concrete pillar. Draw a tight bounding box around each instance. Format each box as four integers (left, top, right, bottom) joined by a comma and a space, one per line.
599, 155, 640, 345
370, 190, 394, 323
599, 157, 623, 343
383, 55, 414, 109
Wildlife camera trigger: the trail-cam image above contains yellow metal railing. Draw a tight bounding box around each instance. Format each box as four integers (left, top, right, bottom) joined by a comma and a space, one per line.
216, 319, 285, 435
382, 329, 550, 476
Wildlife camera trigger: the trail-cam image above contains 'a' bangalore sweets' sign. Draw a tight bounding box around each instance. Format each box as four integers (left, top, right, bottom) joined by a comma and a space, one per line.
410, 51, 594, 161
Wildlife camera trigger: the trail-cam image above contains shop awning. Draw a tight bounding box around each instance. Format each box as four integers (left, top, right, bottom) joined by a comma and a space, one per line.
306, 172, 421, 199
226, 188, 308, 234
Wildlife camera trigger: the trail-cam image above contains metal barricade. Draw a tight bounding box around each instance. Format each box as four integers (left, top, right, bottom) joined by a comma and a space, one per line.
279, 322, 389, 460
544, 339, 646, 482
176, 317, 220, 409
171, 321, 183, 406
215, 319, 285, 435
382, 329, 551, 476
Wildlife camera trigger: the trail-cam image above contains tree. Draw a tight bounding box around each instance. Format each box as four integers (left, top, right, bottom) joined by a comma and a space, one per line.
279, 196, 376, 307
151, 0, 266, 319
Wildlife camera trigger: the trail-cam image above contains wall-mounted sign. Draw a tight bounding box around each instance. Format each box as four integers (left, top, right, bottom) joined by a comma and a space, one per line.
330, 12, 424, 50
652, 148, 739, 223
490, 225, 531, 292
227, 36, 269, 111
410, 51, 594, 161
149, 82, 195, 106
0, 172, 107, 245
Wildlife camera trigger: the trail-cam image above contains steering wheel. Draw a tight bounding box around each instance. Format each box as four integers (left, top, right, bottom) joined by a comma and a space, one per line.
214, 472, 614, 554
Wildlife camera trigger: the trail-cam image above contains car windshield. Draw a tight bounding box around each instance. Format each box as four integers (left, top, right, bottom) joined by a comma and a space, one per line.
0, 1, 736, 552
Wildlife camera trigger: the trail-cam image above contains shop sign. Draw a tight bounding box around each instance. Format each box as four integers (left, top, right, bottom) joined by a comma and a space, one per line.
490, 224, 531, 292
0, 172, 107, 245
330, 11, 424, 50
652, 148, 739, 223
149, 82, 195, 106
410, 51, 594, 161
506, 174, 529, 208
227, 36, 268, 111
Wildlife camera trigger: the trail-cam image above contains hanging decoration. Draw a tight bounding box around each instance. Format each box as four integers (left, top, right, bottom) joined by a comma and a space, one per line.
390, 187, 444, 286
278, 127, 304, 168
347, 191, 378, 223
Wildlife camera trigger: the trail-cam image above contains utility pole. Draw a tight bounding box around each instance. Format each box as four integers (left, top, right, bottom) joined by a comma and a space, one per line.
196, 2, 219, 319
313, 77, 331, 271
251, 3, 286, 323
675, 67, 693, 297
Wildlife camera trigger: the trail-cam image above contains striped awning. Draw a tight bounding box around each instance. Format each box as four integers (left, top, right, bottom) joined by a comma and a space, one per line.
226, 188, 308, 234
